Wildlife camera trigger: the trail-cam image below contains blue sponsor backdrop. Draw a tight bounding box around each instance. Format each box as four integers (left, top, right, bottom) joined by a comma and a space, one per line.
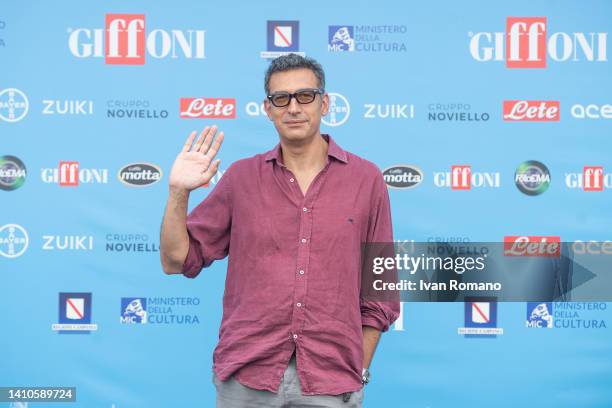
1, 1, 611, 407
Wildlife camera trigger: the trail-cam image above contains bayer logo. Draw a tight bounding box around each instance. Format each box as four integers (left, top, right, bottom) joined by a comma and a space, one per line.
0, 224, 29, 258
322, 92, 350, 127
0, 88, 29, 123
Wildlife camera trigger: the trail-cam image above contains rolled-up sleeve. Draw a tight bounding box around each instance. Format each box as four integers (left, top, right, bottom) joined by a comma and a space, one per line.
181, 167, 233, 278
360, 172, 400, 332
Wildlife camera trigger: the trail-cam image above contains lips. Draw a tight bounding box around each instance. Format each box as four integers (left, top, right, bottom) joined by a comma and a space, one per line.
284, 120, 307, 126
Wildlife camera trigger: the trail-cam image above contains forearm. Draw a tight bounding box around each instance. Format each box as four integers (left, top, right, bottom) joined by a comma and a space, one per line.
160, 187, 191, 274
362, 325, 381, 369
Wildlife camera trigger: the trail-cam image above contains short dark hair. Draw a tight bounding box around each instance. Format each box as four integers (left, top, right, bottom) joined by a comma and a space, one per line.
264, 54, 326, 95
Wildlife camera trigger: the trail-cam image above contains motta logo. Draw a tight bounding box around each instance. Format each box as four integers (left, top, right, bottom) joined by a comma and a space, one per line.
68, 14, 206, 64
41, 162, 109, 186
503, 100, 560, 121
382, 165, 423, 189
565, 166, 612, 191
179, 98, 236, 119
469, 17, 608, 68
504, 236, 561, 257
433, 165, 500, 190
118, 163, 162, 187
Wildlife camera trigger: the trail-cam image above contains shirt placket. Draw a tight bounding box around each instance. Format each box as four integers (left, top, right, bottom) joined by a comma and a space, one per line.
283, 163, 331, 345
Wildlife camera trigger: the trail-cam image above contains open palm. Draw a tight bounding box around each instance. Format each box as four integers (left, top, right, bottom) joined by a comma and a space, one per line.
169, 126, 224, 192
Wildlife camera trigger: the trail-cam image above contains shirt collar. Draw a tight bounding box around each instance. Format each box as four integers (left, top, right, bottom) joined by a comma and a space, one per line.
264, 134, 348, 165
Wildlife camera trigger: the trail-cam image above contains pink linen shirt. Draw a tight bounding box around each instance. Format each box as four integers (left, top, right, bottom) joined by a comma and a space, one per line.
182, 134, 399, 395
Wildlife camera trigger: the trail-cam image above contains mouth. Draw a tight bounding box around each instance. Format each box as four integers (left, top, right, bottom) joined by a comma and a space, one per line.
284, 120, 308, 127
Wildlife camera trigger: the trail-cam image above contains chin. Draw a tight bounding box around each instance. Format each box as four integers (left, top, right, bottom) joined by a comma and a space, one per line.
281, 127, 311, 141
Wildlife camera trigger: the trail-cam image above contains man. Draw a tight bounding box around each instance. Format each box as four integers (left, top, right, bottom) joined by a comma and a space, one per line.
160, 54, 399, 407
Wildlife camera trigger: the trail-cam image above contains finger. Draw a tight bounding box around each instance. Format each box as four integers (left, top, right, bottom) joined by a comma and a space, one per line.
182, 131, 197, 152
205, 131, 224, 160
201, 159, 221, 182
193, 126, 212, 151
197, 125, 218, 153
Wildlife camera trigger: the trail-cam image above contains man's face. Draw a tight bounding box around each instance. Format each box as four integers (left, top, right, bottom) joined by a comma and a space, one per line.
264, 68, 329, 142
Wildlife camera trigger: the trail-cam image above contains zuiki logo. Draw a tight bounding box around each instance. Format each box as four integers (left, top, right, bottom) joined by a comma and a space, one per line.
41, 162, 108, 186
503, 100, 560, 121
68, 14, 205, 64
382, 165, 423, 189
42, 100, 93, 115
180, 98, 236, 119
322, 93, 350, 127
118, 163, 162, 187
515, 160, 550, 195
0, 88, 29, 123
0, 155, 26, 191
42, 235, 94, 251
565, 166, 612, 191
469, 17, 608, 68
0, 224, 29, 258
52, 292, 98, 334
364, 103, 415, 119
434, 165, 500, 190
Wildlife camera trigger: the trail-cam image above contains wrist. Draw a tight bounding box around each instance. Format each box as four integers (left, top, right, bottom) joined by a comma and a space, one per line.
169, 185, 191, 197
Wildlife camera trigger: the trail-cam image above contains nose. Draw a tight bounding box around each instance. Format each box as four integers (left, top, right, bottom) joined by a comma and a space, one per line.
287, 96, 302, 115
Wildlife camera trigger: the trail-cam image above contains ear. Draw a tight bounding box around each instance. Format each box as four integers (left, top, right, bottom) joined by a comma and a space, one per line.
263, 98, 274, 121
321, 92, 329, 116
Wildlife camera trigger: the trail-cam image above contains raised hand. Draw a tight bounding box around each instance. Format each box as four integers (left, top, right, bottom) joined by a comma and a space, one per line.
169, 126, 224, 192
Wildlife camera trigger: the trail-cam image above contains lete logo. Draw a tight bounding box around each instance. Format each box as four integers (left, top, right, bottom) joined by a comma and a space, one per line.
503, 100, 560, 121
504, 236, 561, 257
179, 98, 236, 119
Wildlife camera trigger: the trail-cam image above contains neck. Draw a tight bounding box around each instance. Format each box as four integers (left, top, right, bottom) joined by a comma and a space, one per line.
280, 133, 328, 172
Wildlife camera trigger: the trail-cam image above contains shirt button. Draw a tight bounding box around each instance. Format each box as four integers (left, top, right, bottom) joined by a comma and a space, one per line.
293, 334, 298, 340
301, 238, 307, 243
303, 207, 308, 212
296, 302, 302, 307
299, 270, 305, 275
289, 178, 295, 183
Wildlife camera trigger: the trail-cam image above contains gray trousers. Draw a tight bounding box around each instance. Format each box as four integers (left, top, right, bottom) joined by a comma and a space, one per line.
213, 354, 364, 408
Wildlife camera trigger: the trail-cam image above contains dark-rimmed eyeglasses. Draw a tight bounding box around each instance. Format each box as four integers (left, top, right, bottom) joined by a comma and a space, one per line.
267, 88, 324, 107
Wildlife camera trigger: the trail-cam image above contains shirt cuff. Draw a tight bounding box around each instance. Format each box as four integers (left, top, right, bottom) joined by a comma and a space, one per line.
361, 312, 391, 332
181, 234, 203, 279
